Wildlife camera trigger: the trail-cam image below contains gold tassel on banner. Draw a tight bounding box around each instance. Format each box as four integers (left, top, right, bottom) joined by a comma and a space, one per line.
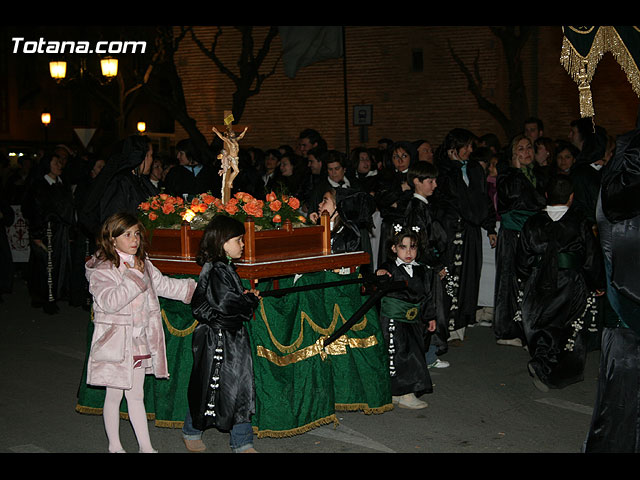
578, 63, 595, 118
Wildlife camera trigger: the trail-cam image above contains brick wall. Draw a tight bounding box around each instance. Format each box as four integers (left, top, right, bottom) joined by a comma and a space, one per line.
174, 26, 640, 154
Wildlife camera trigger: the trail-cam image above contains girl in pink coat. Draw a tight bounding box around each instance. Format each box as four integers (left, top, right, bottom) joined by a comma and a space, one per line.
85, 212, 196, 453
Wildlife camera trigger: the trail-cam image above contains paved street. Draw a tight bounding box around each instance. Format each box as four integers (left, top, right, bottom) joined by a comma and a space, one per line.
1, 271, 602, 454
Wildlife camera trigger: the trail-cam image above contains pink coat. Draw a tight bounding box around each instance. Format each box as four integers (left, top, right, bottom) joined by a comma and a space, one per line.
85, 255, 196, 390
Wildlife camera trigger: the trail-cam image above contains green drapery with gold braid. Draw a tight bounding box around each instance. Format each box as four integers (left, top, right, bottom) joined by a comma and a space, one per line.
75, 270, 392, 438
561, 26, 640, 117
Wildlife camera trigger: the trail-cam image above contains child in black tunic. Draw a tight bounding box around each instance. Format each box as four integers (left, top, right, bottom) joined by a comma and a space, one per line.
186, 215, 261, 452
376, 225, 436, 409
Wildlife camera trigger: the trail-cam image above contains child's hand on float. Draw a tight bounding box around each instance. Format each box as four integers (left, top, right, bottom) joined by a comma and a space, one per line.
427, 320, 436, 332
376, 269, 391, 277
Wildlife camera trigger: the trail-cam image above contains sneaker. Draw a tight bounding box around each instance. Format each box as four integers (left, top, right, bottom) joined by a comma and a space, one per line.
496, 338, 523, 347
428, 358, 450, 369
397, 393, 429, 409
183, 437, 206, 452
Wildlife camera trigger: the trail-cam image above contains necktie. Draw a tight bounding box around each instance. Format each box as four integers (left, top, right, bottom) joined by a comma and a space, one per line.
521, 165, 536, 187
461, 161, 469, 186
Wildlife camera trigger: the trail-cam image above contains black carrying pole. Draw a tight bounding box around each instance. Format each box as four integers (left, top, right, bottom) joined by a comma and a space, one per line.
258, 273, 408, 348
323, 279, 406, 348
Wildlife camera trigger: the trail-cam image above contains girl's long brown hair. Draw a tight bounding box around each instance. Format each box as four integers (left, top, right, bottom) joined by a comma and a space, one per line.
95, 212, 149, 268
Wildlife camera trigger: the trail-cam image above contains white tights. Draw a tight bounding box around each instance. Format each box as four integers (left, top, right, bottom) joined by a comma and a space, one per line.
103, 368, 154, 453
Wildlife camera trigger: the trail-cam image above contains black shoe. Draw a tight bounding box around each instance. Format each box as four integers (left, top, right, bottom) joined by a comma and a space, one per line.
527, 363, 549, 392
43, 302, 60, 315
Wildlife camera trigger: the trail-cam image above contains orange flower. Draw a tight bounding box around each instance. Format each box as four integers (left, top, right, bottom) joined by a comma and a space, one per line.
159, 193, 169, 201
224, 203, 239, 215
265, 191, 277, 202
287, 197, 300, 210
149, 212, 158, 221
201, 194, 215, 205
175, 197, 184, 205
298, 215, 307, 223
151, 200, 160, 210
235, 192, 255, 203
272, 214, 282, 223
162, 203, 175, 215
269, 200, 282, 212
140, 202, 150, 211
243, 200, 264, 217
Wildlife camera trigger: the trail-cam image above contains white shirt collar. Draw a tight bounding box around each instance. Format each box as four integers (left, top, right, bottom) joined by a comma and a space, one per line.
328, 177, 350, 188
44, 174, 61, 185
544, 205, 569, 221
395, 257, 419, 276
413, 193, 429, 205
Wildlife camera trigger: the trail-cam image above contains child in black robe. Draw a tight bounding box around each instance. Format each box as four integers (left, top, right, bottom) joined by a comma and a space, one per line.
186, 215, 261, 452
516, 175, 604, 392
404, 161, 450, 365
376, 225, 436, 409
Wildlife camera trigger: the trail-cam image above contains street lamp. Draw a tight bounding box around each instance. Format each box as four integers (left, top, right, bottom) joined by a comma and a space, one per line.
137, 121, 146, 133
49, 56, 118, 84
41, 112, 51, 126
41, 111, 51, 142
100, 57, 118, 79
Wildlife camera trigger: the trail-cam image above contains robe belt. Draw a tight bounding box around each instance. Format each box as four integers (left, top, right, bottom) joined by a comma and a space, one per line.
380, 297, 421, 323
500, 209, 538, 232
534, 251, 584, 270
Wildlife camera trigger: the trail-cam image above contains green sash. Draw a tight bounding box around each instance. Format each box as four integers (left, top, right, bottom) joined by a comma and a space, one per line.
380, 296, 420, 323
500, 209, 537, 232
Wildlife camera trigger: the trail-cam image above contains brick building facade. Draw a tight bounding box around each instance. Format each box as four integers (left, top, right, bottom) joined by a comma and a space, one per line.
174, 26, 640, 155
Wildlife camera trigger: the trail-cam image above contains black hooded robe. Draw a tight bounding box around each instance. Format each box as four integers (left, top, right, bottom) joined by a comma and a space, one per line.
515, 207, 603, 390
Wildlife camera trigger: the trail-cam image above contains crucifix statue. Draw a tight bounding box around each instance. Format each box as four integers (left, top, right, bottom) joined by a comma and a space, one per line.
213, 111, 248, 204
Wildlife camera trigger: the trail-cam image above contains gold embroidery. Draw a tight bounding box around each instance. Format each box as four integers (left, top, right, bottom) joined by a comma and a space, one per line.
256, 334, 379, 366
162, 310, 199, 337
257, 300, 368, 354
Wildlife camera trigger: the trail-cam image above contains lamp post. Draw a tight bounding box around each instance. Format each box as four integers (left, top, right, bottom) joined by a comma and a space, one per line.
137, 121, 146, 134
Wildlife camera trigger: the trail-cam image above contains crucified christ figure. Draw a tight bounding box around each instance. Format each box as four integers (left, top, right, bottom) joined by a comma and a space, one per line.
212, 125, 248, 204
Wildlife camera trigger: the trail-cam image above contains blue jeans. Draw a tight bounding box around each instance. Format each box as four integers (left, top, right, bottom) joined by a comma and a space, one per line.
425, 343, 437, 365
183, 409, 254, 452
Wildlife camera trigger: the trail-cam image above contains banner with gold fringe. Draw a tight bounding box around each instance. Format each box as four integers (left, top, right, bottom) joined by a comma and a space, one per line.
561, 26, 640, 118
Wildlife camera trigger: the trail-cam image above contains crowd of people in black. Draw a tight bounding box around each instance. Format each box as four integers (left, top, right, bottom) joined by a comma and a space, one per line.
1, 114, 639, 451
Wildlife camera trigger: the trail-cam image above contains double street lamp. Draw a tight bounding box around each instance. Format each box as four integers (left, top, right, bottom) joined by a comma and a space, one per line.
49, 56, 118, 84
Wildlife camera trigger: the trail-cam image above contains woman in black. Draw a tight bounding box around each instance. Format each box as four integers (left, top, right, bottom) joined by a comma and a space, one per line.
164, 138, 220, 200
493, 135, 547, 346
433, 128, 497, 338
22, 154, 75, 313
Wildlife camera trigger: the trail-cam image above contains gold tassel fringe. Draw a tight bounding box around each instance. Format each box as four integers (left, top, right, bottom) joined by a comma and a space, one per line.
561, 26, 640, 118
